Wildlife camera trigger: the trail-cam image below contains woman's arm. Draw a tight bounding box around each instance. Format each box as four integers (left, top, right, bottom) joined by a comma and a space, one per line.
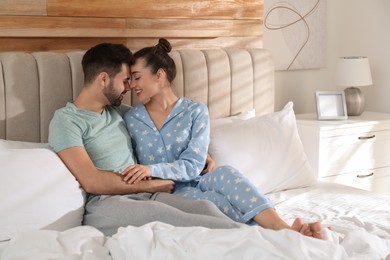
122, 152, 216, 183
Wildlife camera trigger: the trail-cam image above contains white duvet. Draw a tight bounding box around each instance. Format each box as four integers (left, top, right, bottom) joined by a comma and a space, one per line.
2, 183, 390, 260
2, 222, 388, 260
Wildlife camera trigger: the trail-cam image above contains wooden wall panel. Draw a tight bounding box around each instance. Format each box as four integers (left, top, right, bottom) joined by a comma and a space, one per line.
127, 37, 263, 51
0, 0, 46, 15
127, 18, 262, 37
0, 0, 263, 52
47, 0, 263, 19
0, 38, 126, 52
0, 17, 261, 38
0, 16, 126, 37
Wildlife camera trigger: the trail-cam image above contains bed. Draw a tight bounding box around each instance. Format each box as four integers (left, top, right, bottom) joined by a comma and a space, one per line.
0, 48, 389, 260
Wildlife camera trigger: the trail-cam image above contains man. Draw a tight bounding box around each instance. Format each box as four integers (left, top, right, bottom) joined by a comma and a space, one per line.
48, 43, 241, 236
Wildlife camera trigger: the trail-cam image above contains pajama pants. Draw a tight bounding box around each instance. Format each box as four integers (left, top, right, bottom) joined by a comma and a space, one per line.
83, 192, 243, 236
175, 165, 274, 224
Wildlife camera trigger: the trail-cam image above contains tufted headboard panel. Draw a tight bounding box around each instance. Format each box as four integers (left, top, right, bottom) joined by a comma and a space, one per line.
0, 48, 274, 143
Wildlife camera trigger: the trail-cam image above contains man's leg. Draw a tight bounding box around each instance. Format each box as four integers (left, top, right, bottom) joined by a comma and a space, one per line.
83, 194, 243, 236
151, 192, 235, 221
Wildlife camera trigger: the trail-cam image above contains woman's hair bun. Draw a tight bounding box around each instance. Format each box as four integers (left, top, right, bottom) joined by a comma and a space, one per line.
156, 38, 172, 53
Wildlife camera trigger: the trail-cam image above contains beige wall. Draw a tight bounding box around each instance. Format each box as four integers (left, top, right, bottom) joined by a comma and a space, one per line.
275, 0, 390, 115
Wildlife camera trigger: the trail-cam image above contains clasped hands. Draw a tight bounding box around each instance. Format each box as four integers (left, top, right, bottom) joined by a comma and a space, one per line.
121, 164, 152, 184
121, 153, 216, 184
121, 165, 174, 193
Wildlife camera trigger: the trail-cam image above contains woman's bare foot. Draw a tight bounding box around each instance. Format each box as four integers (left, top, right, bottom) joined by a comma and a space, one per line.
291, 218, 324, 239
252, 209, 330, 240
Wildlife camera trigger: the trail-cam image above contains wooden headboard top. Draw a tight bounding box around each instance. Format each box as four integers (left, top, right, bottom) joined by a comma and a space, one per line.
0, 48, 274, 143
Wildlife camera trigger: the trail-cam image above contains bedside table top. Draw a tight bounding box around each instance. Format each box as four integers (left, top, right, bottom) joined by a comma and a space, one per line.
296, 111, 390, 129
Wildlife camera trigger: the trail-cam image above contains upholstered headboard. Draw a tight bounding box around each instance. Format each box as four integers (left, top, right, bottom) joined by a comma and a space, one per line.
0, 48, 274, 143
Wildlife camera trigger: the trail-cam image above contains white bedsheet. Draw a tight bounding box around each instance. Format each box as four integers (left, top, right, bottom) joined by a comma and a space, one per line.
2, 222, 388, 260
1, 226, 110, 260
1, 183, 389, 260
268, 182, 390, 240
106, 222, 348, 260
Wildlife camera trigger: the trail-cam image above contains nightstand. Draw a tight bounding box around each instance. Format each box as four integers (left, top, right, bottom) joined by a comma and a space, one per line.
296, 111, 390, 196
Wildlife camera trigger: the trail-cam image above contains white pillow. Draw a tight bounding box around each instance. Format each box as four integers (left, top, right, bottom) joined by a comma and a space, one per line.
0, 139, 50, 150
209, 102, 317, 194
210, 109, 256, 130
0, 148, 86, 241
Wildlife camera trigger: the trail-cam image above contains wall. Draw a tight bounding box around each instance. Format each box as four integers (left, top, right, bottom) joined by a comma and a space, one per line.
0, 0, 263, 51
2, 0, 388, 114
338, 0, 390, 114
275, 0, 390, 114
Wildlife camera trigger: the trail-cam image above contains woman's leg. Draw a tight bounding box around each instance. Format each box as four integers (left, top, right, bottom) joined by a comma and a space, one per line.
197, 165, 274, 223
254, 209, 324, 238
175, 186, 243, 222
194, 166, 325, 239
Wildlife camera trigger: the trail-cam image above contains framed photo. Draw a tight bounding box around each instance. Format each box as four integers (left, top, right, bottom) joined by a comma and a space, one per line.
315, 91, 348, 120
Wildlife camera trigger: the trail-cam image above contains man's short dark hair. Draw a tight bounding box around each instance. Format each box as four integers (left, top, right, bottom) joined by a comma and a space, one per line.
82, 43, 135, 84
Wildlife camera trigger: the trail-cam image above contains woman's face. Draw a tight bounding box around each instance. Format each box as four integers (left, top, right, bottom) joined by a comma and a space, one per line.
130, 58, 159, 103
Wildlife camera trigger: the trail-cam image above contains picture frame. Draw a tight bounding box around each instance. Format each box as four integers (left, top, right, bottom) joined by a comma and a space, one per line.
315, 91, 348, 120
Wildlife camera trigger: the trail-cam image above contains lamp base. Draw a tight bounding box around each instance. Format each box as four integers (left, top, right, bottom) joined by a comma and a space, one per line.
344, 87, 365, 116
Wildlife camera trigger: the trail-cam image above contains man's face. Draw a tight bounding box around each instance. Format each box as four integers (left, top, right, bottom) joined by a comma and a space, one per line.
103, 63, 131, 106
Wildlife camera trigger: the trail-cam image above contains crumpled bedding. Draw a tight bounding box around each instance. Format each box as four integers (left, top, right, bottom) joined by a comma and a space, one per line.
105, 222, 347, 260
1, 226, 110, 260
2, 183, 390, 260
2, 221, 389, 260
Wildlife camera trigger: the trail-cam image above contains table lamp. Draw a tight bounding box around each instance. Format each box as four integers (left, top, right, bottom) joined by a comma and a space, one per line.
336, 56, 373, 116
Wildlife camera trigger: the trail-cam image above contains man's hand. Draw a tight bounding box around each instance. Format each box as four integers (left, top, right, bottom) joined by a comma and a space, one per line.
121, 164, 152, 184
201, 153, 217, 175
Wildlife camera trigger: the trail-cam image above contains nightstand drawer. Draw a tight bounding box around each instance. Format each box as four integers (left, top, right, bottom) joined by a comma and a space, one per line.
296, 111, 390, 195
320, 167, 390, 195
320, 130, 390, 176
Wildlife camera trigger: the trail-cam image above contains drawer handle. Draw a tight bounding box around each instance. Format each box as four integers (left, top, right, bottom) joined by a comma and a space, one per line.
357, 172, 374, 178
358, 134, 375, 140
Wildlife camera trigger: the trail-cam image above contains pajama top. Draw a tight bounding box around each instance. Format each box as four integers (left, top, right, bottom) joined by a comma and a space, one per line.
124, 98, 210, 186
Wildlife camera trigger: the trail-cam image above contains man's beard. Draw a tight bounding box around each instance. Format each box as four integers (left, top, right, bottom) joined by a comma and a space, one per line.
104, 81, 123, 107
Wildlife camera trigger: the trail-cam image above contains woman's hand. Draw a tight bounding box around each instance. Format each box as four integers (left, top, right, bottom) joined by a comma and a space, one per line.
121, 164, 152, 184
201, 153, 217, 175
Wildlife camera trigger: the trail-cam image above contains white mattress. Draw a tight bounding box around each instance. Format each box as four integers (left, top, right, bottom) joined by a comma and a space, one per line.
1, 183, 389, 260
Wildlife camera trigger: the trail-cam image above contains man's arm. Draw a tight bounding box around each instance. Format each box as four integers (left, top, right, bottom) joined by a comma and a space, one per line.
58, 146, 174, 195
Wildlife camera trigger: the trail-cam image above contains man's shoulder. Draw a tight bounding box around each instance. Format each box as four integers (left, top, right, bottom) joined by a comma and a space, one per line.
50, 103, 90, 131
51, 104, 69, 120
53, 102, 74, 114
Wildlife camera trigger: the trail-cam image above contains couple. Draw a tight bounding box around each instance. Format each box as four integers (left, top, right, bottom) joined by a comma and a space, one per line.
48, 39, 324, 239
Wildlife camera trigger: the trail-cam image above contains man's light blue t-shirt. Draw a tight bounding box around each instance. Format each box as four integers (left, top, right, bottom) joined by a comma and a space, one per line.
49, 102, 136, 173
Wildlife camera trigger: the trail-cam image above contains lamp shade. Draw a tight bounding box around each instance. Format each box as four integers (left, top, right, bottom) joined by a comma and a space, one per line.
336, 56, 372, 86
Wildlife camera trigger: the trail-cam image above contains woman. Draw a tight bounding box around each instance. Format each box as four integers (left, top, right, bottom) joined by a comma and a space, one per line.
123, 38, 324, 239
